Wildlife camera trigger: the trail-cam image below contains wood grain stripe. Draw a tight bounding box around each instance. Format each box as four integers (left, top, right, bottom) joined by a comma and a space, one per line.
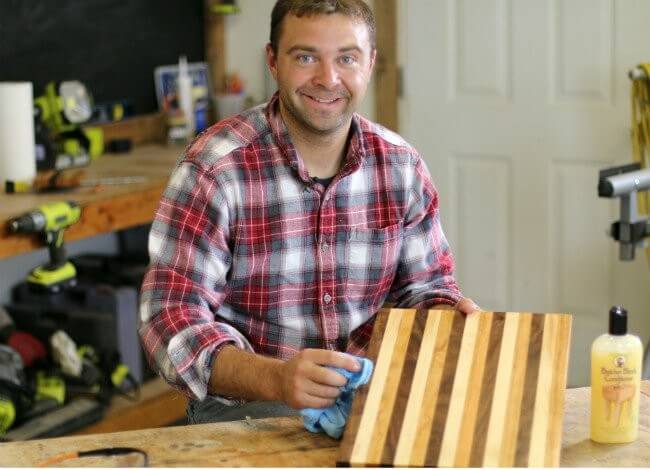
425, 311, 466, 467
437, 312, 481, 467
545, 314, 571, 467
349, 309, 403, 465
528, 315, 557, 466
381, 310, 428, 464
338, 308, 390, 462
392, 312, 442, 466
514, 313, 545, 466
498, 313, 533, 465
482, 312, 521, 467
408, 310, 455, 466
453, 312, 494, 467
469, 312, 505, 467
366, 309, 417, 464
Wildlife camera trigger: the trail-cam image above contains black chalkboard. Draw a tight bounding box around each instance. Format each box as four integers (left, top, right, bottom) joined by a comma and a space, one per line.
0, 0, 205, 114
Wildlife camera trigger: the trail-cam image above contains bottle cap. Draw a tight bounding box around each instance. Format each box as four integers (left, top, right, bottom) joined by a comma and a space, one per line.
608, 305, 627, 335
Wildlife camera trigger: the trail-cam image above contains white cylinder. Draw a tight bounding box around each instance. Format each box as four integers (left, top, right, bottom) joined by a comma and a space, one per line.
0, 82, 36, 186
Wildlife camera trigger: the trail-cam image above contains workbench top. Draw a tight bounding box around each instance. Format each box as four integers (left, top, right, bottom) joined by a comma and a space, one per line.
1, 382, 648, 467
0, 143, 183, 260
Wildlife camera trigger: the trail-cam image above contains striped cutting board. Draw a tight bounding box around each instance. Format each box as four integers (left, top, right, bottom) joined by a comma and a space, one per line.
338, 309, 572, 467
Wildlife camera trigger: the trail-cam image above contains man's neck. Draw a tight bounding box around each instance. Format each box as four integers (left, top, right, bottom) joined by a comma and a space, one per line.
280, 104, 351, 179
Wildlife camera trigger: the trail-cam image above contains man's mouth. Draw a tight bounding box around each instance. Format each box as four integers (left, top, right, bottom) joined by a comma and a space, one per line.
301, 92, 346, 106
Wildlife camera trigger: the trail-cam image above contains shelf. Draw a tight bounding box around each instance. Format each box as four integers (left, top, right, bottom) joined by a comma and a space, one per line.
0, 144, 183, 260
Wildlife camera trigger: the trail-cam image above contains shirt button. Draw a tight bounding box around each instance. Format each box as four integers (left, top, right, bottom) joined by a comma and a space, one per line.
321, 242, 329, 252
323, 293, 332, 304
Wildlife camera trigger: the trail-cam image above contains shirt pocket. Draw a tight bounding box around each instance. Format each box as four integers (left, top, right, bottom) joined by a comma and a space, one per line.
341, 223, 403, 301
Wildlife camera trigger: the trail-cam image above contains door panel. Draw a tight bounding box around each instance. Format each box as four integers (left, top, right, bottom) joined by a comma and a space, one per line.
399, 0, 650, 386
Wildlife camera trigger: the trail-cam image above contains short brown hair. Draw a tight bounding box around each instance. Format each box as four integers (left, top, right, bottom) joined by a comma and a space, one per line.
269, 0, 376, 55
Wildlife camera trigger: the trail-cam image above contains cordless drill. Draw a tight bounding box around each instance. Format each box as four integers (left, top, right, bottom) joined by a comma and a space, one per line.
9, 201, 81, 291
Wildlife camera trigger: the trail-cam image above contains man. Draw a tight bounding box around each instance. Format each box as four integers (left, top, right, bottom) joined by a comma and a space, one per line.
139, 0, 477, 424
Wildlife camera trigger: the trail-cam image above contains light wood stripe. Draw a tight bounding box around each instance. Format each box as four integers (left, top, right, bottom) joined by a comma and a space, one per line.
545, 315, 571, 467
514, 314, 545, 466
408, 310, 455, 466
392, 312, 441, 466
482, 312, 520, 467
425, 312, 467, 466
498, 313, 533, 465
337, 307, 390, 460
469, 312, 506, 466
528, 315, 558, 466
453, 312, 494, 467
437, 312, 481, 466
366, 309, 417, 464
349, 309, 403, 465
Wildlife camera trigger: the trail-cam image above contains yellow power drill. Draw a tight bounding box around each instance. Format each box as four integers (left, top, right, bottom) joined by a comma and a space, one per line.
8, 201, 81, 292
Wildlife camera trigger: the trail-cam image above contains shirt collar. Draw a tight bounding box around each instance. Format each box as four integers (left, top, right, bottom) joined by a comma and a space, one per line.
265, 92, 366, 183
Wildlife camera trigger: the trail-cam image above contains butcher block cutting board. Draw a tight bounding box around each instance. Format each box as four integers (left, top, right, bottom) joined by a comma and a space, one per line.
338, 309, 572, 467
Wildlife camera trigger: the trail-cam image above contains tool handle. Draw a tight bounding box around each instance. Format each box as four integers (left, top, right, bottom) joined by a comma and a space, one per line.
45, 230, 66, 269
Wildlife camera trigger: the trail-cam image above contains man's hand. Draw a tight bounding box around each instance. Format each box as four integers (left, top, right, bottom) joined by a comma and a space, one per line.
455, 297, 480, 316
280, 349, 360, 409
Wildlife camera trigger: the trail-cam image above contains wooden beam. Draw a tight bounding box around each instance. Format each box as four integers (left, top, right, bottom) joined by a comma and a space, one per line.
205, 0, 227, 96
374, 0, 399, 132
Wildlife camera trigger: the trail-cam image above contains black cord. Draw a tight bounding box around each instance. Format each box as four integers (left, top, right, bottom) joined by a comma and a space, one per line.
79, 447, 148, 466
38, 447, 148, 467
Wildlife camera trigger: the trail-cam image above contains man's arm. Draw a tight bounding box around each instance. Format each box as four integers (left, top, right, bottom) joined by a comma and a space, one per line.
139, 161, 253, 402
209, 346, 362, 409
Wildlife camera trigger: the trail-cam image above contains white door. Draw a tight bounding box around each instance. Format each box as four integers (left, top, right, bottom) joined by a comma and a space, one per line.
399, 0, 650, 386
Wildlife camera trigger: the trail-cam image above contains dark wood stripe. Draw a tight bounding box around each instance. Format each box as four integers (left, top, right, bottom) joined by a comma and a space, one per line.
425, 311, 467, 467
381, 310, 428, 465
469, 312, 506, 467
514, 314, 545, 466
337, 308, 392, 463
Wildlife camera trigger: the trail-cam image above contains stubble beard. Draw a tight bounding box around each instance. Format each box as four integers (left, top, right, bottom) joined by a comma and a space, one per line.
279, 88, 353, 137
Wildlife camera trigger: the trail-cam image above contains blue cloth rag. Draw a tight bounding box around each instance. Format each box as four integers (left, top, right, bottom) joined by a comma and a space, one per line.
301, 355, 374, 439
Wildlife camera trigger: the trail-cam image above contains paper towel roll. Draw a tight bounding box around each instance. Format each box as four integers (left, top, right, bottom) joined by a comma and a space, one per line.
0, 82, 36, 185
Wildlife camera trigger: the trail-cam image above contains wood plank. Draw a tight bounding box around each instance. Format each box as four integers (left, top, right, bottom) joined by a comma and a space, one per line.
0, 382, 649, 467
88, 113, 167, 146
0, 144, 182, 260
374, 0, 399, 131
338, 309, 572, 467
205, 0, 226, 96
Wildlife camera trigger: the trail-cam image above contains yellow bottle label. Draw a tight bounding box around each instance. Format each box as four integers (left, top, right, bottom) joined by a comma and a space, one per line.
591, 347, 641, 443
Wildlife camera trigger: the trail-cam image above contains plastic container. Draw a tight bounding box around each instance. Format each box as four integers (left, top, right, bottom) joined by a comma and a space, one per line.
590, 306, 643, 443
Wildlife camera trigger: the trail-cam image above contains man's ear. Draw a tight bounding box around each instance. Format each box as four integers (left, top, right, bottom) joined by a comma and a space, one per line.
368, 48, 377, 75
266, 43, 278, 80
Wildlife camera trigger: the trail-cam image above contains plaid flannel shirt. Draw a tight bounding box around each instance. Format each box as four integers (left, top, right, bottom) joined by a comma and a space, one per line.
139, 94, 462, 401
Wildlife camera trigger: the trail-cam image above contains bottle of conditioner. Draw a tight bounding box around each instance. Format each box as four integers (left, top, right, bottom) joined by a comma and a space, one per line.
590, 306, 643, 443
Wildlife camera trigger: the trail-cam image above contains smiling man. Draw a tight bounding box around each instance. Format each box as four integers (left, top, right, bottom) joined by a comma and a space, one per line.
139, 0, 477, 424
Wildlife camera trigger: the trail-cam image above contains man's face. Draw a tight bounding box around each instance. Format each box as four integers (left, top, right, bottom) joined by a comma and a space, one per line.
267, 13, 376, 137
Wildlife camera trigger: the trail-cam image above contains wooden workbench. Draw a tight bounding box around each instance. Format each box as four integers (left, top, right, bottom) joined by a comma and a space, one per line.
1, 382, 648, 467
0, 143, 183, 260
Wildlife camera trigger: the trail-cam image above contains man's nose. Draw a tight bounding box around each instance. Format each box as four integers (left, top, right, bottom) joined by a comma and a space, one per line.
313, 61, 340, 88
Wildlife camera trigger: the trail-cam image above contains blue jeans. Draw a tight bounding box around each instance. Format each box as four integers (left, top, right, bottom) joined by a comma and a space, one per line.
187, 397, 300, 424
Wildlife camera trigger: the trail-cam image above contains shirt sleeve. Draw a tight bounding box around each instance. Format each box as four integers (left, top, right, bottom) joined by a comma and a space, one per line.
389, 156, 463, 309
139, 160, 253, 402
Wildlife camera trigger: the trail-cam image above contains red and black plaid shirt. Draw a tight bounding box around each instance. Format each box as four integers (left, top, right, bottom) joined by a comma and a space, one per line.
139, 94, 462, 400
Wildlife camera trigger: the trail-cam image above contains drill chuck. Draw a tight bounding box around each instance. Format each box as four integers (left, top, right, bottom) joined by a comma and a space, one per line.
9, 211, 46, 234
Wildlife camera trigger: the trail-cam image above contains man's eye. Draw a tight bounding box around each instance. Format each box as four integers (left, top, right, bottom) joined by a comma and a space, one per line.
340, 55, 357, 65
297, 55, 315, 64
